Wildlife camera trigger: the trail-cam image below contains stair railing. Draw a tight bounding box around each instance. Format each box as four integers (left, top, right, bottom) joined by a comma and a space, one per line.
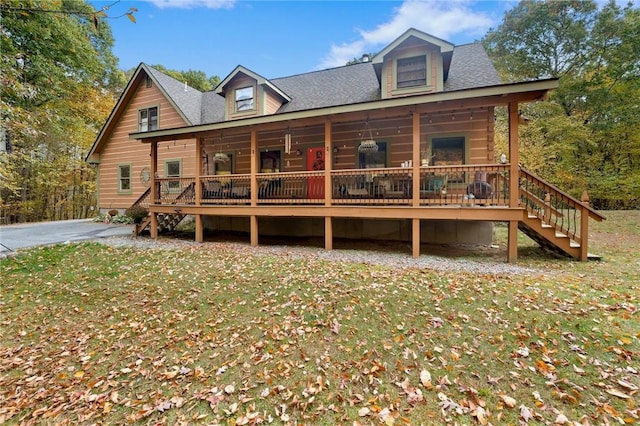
519, 167, 605, 259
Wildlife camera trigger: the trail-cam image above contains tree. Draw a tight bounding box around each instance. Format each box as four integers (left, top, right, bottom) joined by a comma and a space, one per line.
483, 0, 640, 209
0, 0, 126, 221
144, 65, 221, 92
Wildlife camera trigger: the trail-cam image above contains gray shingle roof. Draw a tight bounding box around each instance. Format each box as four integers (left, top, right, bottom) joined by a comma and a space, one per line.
145, 65, 203, 125
149, 41, 501, 127
444, 43, 502, 91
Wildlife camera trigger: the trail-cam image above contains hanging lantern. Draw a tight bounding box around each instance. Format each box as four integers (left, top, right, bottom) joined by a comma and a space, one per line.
357, 119, 378, 153
213, 152, 229, 163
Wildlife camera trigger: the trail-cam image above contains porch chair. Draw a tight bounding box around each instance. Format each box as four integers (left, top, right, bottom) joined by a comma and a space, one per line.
339, 176, 369, 197
467, 171, 493, 199
420, 175, 447, 199
376, 177, 406, 198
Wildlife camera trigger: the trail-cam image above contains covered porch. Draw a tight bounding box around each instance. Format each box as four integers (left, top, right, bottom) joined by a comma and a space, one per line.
132, 80, 603, 262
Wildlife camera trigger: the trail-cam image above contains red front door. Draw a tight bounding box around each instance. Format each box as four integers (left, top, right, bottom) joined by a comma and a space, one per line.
306, 147, 325, 199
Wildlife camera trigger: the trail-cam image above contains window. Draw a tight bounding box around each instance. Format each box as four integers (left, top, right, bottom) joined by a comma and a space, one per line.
139, 107, 158, 132
145, 76, 152, 88
235, 87, 254, 112
397, 55, 427, 88
118, 164, 131, 193
359, 142, 387, 169
431, 137, 465, 182
260, 151, 281, 172
165, 159, 181, 190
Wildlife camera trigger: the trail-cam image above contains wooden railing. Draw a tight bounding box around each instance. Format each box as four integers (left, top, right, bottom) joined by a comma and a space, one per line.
151, 164, 513, 207
519, 167, 605, 245
154, 178, 196, 204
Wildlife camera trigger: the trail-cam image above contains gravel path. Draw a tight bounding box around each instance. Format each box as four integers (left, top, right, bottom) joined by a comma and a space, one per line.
95, 235, 547, 277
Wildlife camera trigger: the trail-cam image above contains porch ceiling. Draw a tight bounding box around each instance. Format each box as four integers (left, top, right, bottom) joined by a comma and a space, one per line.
131, 79, 558, 143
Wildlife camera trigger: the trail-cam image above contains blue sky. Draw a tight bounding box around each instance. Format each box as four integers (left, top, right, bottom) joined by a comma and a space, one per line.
91, 0, 517, 79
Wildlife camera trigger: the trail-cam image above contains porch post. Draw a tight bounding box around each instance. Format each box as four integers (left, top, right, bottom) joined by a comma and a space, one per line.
150, 141, 158, 239
195, 136, 203, 243
324, 119, 333, 251
250, 129, 258, 246
412, 111, 421, 258
507, 102, 520, 263
580, 190, 590, 261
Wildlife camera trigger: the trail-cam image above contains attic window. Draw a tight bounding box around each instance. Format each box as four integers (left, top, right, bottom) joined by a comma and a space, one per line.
139, 106, 158, 132
235, 87, 254, 112
145, 76, 152, 88
397, 55, 427, 88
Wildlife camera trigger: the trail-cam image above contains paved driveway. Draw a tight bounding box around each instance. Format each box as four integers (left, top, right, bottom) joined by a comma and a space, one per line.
0, 219, 133, 254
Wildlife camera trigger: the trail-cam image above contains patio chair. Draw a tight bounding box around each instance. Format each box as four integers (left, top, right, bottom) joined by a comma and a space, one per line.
376, 177, 406, 198
467, 171, 493, 199
420, 175, 447, 199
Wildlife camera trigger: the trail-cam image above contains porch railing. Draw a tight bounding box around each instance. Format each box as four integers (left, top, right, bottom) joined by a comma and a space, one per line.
155, 177, 196, 204
519, 167, 605, 245
152, 164, 511, 207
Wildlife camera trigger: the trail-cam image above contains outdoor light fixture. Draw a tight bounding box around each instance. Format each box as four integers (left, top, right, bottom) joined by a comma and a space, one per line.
357, 119, 378, 153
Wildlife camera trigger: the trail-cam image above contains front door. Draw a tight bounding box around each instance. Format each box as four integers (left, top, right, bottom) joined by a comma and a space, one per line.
306, 147, 325, 199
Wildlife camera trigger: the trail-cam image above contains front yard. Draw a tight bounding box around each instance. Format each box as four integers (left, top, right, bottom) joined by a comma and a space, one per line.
1, 212, 638, 425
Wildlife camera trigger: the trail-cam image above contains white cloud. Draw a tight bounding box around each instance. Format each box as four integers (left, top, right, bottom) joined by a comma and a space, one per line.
144, 0, 236, 9
317, 0, 494, 70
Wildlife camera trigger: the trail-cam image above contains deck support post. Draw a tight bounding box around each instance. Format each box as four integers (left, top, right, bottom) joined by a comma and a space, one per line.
412, 218, 420, 258
195, 215, 203, 243
507, 220, 518, 262
250, 130, 257, 208
325, 217, 333, 251
250, 215, 258, 247
150, 141, 158, 239
580, 190, 590, 261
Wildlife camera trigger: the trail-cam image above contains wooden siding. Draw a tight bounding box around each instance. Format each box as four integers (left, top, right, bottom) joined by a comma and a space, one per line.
198, 107, 494, 175
97, 77, 194, 209
264, 87, 284, 115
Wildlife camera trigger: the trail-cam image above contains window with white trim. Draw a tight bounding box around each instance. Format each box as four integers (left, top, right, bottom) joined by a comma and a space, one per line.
235, 87, 254, 112
139, 106, 158, 132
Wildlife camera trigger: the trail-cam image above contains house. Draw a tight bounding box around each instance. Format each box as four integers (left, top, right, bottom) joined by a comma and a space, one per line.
86, 28, 604, 262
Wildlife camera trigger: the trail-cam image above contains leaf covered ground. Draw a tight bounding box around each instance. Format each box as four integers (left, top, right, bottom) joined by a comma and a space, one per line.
0, 212, 638, 425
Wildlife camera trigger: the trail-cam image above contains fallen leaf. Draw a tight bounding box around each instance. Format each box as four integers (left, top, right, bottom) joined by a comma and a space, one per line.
606, 388, 631, 399
420, 369, 432, 388
499, 393, 517, 408
358, 407, 370, 417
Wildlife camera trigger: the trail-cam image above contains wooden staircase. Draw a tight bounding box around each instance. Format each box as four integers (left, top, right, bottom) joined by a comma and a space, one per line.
518, 168, 605, 260
131, 184, 194, 237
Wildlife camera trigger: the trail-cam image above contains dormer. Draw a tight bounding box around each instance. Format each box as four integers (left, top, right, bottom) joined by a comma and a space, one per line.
372, 28, 454, 99
215, 66, 291, 121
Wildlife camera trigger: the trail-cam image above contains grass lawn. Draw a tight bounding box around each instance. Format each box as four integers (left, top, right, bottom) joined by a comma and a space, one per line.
1, 212, 638, 425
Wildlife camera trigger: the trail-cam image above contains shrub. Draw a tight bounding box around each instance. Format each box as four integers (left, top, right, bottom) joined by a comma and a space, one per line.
124, 205, 149, 221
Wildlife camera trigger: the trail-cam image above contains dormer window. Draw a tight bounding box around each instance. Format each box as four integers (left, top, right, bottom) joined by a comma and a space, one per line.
397, 55, 427, 88
235, 86, 254, 112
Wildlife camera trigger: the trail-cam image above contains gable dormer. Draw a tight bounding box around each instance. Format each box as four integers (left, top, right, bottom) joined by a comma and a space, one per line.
372, 28, 454, 99
215, 66, 291, 121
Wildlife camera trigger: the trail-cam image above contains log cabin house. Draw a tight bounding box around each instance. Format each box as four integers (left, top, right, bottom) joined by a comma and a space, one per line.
86, 28, 604, 262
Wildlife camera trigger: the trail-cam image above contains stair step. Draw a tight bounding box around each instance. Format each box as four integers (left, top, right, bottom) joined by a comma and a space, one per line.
570, 241, 580, 248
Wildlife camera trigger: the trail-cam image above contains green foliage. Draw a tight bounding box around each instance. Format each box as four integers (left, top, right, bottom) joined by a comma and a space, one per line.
124, 204, 148, 220
484, 0, 640, 209
0, 0, 124, 222
128, 65, 221, 92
